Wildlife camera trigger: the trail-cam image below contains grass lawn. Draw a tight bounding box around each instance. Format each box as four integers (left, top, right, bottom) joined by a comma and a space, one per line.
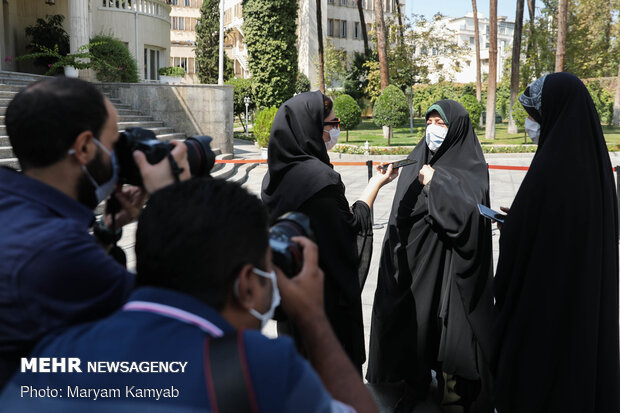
340, 118, 620, 148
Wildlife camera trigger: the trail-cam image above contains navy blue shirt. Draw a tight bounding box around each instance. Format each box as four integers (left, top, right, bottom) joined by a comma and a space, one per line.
0, 287, 352, 413
0, 167, 134, 387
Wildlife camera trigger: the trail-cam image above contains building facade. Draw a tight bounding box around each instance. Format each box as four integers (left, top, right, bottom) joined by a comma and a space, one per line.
0, 0, 171, 81
169, 0, 202, 83
442, 12, 515, 84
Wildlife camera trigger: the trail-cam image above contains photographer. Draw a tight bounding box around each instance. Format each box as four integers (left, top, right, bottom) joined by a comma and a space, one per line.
0, 77, 190, 388
1, 178, 377, 413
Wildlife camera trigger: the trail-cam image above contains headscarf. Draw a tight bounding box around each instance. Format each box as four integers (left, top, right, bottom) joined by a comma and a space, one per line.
493, 72, 619, 412
261, 91, 341, 221
518, 74, 547, 123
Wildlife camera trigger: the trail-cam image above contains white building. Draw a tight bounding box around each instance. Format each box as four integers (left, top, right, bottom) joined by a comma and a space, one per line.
0, 0, 172, 81
169, 0, 202, 83
225, 0, 406, 87
442, 12, 515, 84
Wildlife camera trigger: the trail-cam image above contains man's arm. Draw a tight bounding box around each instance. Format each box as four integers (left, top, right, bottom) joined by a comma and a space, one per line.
276, 237, 378, 413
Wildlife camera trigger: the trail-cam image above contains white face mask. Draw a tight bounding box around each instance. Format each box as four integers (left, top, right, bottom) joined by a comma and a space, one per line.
69, 138, 119, 204
235, 267, 281, 330
425, 123, 448, 152
324, 128, 340, 151
524, 117, 541, 144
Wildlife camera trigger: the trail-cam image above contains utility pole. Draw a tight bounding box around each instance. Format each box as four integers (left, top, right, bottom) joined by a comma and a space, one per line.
218, 0, 224, 85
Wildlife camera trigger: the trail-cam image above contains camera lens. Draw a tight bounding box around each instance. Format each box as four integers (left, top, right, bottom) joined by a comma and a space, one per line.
269, 212, 314, 278
184, 136, 215, 177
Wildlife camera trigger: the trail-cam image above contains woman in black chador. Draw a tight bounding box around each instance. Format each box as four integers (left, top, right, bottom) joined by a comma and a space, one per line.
261, 91, 397, 373
367, 100, 494, 412
493, 73, 619, 412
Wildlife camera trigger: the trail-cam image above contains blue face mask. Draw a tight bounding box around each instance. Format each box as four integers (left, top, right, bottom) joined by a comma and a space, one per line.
70, 138, 119, 204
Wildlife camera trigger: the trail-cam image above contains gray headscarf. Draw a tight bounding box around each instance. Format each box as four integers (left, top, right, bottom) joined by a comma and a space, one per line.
518, 74, 548, 123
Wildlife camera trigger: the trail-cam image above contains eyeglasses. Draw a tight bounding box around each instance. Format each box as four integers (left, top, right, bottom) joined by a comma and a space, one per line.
324, 118, 340, 126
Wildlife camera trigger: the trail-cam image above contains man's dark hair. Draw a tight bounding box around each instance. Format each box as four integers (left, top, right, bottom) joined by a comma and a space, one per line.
135, 178, 270, 310
322, 94, 333, 119
5, 77, 108, 170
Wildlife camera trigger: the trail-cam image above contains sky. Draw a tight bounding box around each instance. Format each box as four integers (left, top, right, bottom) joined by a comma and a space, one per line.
405, 0, 517, 22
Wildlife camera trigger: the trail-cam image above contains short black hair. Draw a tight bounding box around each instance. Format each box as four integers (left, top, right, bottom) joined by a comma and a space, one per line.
5, 77, 108, 170
322, 94, 333, 119
135, 178, 270, 310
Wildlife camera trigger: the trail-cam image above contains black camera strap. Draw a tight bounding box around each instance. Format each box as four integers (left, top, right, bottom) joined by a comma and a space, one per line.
204, 330, 258, 413
167, 153, 185, 183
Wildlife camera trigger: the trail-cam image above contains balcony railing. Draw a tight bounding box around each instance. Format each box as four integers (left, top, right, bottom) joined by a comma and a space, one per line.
100, 0, 171, 21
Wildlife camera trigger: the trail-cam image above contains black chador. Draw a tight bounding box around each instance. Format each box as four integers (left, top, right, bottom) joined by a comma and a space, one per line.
261, 91, 372, 372
493, 73, 620, 413
367, 100, 494, 410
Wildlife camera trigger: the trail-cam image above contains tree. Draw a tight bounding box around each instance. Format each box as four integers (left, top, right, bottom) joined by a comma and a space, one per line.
24, 15, 70, 74
333, 94, 362, 142
356, 0, 370, 55
226, 77, 255, 130
344, 51, 377, 104
555, 0, 568, 72
374, 0, 389, 90
90, 35, 139, 83
295, 73, 311, 94
321, 39, 348, 91
508, 0, 525, 134
614, 63, 620, 127
242, 0, 298, 108
196, 0, 233, 84
485, 0, 498, 139
373, 85, 409, 145
316, 0, 325, 93
472, 0, 483, 127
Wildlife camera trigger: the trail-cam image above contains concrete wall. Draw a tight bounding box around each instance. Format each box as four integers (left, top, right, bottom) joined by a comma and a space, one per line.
98, 83, 234, 154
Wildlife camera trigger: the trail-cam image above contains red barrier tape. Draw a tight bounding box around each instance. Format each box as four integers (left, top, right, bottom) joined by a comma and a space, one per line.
215, 159, 531, 171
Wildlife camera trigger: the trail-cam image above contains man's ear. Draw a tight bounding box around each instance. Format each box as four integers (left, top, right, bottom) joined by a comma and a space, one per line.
69, 131, 94, 165
234, 264, 260, 311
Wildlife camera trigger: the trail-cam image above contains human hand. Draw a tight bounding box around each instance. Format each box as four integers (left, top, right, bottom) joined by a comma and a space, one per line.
275, 236, 325, 323
133, 140, 191, 194
103, 185, 147, 229
371, 163, 399, 187
418, 164, 435, 185
495, 206, 510, 231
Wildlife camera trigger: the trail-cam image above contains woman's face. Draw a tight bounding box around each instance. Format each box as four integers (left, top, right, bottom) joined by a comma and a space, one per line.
426, 112, 447, 129
322, 109, 340, 142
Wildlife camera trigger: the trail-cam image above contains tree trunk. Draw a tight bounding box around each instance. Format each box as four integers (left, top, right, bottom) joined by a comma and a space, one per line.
356, 0, 370, 55
374, 0, 389, 90
472, 0, 483, 128
508, 0, 524, 134
485, 0, 498, 140
396, 1, 405, 46
613, 62, 620, 127
316, 0, 325, 93
525, 0, 536, 76
555, 0, 568, 72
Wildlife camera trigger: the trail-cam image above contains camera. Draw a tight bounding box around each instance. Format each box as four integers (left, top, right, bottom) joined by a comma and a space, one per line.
114, 127, 216, 186
269, 212, 315, 278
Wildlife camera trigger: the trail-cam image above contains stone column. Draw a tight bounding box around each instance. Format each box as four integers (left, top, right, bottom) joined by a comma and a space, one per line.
68, 0, 91, 79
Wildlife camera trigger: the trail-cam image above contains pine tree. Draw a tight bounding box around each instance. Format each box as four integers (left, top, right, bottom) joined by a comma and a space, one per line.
195, 0, 233, 84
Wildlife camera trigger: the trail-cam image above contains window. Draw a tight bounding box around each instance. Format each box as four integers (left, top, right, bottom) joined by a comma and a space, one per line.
185, 0, 190, 6
354, 22, 360, 39
341, 20, 347, 38
328, 0, 334, 4
469, 36, 474, 45
327, 19, 334, 37
340, 0, 347, 5
432, 47, 438, 56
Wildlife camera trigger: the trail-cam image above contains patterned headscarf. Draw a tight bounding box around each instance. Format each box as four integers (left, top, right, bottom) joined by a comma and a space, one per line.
518, 74, 547, 123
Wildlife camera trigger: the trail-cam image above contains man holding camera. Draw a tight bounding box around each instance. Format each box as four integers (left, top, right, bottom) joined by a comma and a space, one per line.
1, 178, 377, 413
0, 77, 190, 388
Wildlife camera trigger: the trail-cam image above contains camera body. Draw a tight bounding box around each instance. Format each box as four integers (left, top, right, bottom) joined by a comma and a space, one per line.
114, 127, 215, 186
269, 212, 315, 278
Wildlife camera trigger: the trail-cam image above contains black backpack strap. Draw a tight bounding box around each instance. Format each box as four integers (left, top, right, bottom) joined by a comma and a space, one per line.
204, 329, 259, 413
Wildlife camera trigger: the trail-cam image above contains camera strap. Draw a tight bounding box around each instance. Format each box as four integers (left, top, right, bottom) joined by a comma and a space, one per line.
167, 153, 185, 183
204, 329, 259, 413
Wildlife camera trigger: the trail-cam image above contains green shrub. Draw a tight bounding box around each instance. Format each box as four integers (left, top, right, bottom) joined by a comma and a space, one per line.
226, 77, 256, 128
373, 85, 409, 128
158, 66, 186, 77
24, 15, 69, 74
333, 94, 361, 142
456, 94, 483, 126
512, 103, 528, 131
295, 73, 311, 94
254, 106, 278, 148
585, 80, 614, 125
91, 35, 139, 82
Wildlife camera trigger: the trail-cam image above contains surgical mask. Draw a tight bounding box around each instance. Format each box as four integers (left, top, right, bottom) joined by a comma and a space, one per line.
324, 128, 340, 150
69, 138, 119, 204
235, 267, 281, 330
425, 123, 448, 152
524, 118, 540, 144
